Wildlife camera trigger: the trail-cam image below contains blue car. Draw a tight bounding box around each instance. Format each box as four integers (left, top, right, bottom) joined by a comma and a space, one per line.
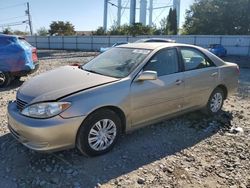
0, 34, 39, 87
100, 42, 128, 53
208, 44, 227, 57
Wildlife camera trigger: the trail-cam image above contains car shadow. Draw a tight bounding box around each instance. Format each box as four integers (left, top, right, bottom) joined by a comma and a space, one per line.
0, 79, 24, 92
0, 110, 233, 187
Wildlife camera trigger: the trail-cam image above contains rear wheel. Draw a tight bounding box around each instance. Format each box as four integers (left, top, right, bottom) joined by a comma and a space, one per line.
76, 109, 121, 156
0, 72, 12, 87
206, 88, 225, 115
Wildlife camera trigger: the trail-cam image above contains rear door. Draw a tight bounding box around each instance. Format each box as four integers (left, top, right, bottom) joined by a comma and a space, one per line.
130, 48, 184, 127
179, 47, 219, 109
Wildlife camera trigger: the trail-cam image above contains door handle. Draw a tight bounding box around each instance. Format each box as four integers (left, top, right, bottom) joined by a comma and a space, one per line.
175, 79, 183, 85
211, 72, 218, 77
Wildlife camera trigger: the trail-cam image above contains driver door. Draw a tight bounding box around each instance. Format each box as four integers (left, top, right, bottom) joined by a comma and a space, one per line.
130, 48, 184, 127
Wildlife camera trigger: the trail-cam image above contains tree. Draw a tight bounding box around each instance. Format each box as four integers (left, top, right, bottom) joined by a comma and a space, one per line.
12, 30, 29, 35
108, 23, 130, 35
93, 23, 157, 36
166, 8, 173, 34
172, 9, 178, 34
182, 0, 250, 35
37, 27, 48, 36
49, 21, 75, 36
93, 26, 106, 35
160, 8, 178, 35
2, 28, 12, 34
1, 28, 28, 35
160, 17, 167, 34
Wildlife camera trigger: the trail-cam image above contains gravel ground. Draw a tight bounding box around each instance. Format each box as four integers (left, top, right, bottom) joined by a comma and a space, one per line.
0, 50, 250, 188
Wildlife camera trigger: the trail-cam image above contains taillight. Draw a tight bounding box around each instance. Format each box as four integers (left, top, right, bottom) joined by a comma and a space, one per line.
32, 48, 38, 62
71, 63, 80, 67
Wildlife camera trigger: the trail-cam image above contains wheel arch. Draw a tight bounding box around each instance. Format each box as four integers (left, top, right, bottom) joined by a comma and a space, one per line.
77, 105, 127, 135
216, 84, 228, 99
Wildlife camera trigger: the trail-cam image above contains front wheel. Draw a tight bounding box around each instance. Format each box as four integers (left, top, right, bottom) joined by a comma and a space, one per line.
76, 109, 121, 156
206, 88, 225, 115
0, 72, 12, 87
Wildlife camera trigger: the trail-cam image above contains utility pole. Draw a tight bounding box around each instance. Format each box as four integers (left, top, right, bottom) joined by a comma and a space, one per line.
129, 0, 136, 25
139, 0, 147, 25
26, 2, 33, 35
103, 0, 108, 32
173, 0, 181, 30
117, 0, 122, 26
148, 0, 153, 26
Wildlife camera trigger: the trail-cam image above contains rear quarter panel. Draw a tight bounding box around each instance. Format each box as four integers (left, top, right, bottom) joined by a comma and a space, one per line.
219, 62, 239, 96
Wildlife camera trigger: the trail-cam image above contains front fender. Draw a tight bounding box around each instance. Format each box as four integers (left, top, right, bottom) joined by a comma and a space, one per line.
59, 79, 131, 120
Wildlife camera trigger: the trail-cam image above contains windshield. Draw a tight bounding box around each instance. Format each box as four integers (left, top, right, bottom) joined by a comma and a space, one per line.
82, 47, 151, 78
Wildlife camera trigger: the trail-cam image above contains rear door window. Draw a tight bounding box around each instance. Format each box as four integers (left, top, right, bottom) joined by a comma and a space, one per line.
180, 48, 215, 71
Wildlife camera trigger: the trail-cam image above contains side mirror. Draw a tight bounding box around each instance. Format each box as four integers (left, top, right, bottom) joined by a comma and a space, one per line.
137, 71, 157, 81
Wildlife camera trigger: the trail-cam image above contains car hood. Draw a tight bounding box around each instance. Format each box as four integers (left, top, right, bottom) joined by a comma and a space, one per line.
17, 66, 119, 103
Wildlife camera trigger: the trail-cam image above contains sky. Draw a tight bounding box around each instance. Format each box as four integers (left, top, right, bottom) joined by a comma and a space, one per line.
0, 0, 194, 33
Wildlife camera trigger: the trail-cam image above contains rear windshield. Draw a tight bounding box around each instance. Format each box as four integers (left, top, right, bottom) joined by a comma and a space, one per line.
19, 38, 33, 48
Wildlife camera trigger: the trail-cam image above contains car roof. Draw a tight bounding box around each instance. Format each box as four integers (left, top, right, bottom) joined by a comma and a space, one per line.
115, 41, 128, 44
0, 34, 24, 40
118, 42, 196, 50
0, 34, 17, 39
135, 38, 175, 42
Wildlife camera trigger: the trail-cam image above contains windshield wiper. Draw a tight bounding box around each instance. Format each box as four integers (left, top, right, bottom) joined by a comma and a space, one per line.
81, 68, 105, 76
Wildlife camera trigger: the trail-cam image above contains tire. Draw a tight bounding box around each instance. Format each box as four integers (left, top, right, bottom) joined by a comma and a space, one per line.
14, 76, 21, 80
206, 88, 225, 115
76, 109, 121, 156
0, 72, 12, 87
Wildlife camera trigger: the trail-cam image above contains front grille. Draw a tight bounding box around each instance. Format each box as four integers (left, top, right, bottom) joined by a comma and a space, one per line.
16, 98, 28, 110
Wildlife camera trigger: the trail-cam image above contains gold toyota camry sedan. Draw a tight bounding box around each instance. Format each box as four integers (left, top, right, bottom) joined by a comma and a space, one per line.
7, 43, 239, 156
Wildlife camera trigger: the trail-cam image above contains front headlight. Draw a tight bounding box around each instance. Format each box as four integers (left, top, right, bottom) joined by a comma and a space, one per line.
21, 102, 71, 118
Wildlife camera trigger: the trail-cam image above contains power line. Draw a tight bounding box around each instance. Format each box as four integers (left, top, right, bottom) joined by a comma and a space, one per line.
0, 3, 26, 10
153, 6, 168, 23
0, 15, 26, 22
108, 5, 114, 26
121, 0, 130, 23
0, 20, 28, 28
